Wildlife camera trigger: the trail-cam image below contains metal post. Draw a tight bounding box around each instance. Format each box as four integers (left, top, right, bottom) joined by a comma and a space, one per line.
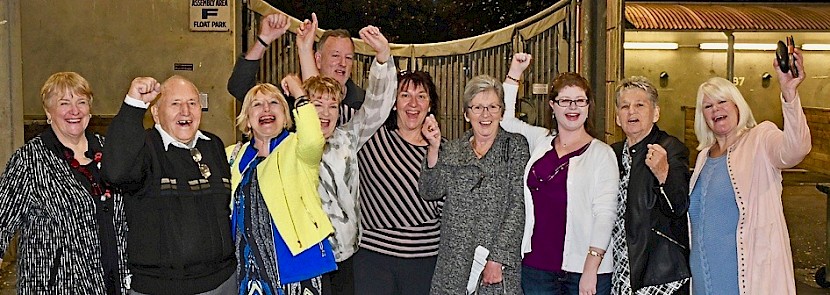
726, 31, 735, 81
816, 184, 830, 287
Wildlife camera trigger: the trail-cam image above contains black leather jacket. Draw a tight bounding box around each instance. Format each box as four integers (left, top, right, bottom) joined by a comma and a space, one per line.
611, 125, 691, 291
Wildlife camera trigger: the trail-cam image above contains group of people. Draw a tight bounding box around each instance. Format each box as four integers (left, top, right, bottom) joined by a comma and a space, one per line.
0, 11, 812, 295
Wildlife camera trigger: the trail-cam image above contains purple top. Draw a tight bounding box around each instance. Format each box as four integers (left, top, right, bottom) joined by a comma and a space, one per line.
522, 141, 589, 272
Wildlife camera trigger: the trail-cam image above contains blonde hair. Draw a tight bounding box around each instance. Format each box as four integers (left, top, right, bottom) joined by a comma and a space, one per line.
303, 76, 344, 103
236, 83, 292, 137
694, 77, 757, 150
40, 72, 93, 109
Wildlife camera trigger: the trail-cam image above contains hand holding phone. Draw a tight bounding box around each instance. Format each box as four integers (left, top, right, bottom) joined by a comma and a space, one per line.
787, 36, 799, 78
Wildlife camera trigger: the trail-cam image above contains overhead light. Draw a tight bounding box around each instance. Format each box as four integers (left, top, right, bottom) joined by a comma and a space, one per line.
802, 44, 830, 51
699, 43, 777, 50
623, 42, 679, 50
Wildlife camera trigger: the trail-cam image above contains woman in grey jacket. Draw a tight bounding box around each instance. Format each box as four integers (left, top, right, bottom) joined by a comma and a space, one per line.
419, 75, 529, 294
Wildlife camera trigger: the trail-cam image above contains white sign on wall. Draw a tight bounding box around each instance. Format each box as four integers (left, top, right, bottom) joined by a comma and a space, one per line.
190, 0, 230, 32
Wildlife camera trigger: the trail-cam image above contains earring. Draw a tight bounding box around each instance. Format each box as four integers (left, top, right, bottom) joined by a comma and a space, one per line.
88, 114, 92, 119
46, 118, 52, 125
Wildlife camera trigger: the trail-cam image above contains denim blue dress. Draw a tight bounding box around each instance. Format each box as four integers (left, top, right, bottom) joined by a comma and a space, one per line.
689, 154, 739, 295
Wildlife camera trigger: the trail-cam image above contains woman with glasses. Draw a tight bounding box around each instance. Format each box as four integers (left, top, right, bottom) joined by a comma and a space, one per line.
419, 74, 528, 294
500, 54, 618, 295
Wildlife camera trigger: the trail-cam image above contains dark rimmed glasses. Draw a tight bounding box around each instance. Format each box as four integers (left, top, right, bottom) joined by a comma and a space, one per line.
467, 104, 503, 115
552, 98, 589, 107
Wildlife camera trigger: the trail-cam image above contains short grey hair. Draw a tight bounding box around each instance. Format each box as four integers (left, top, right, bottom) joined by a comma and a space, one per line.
614, 76, 659, 107
463, 75, 504, 112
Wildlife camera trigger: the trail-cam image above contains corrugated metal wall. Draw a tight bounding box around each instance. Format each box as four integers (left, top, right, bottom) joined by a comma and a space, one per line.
250, 2, 574, 139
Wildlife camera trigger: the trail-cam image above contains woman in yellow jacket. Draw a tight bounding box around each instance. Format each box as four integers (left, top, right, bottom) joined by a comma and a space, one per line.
227, 79, 335, 295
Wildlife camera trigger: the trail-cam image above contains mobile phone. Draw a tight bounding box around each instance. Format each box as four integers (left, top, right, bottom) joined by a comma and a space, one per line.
787, 36, 799, 78
776, 40, 790, 74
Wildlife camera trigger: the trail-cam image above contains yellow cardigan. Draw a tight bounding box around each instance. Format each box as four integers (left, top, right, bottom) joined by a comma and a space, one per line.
227, 104, 333, 255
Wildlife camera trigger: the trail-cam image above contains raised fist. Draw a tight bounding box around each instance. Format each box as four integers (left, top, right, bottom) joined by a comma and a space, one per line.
507, 53, 532, 82
421, 114, 441, 148
258, 13, 291, 45
359, 25, 390, 64
281, 74, 305, 98
128, 77, 160, 103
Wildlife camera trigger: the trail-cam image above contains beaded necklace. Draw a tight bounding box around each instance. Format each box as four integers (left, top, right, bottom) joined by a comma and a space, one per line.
63, 149, 112, 201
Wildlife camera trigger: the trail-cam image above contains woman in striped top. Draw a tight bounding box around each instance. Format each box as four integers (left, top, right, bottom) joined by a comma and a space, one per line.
354, 70, 442, 295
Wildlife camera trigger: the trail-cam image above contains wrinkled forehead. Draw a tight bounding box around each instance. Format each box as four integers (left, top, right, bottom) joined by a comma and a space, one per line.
619, 88, 653, 103
158, 79, 199, 104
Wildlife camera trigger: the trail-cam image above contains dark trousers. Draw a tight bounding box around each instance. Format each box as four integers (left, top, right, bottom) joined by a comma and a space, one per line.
521, 265, 611, 295
128, 272, 236, 295
353, 249, 436, 295
329, 256, 355, 295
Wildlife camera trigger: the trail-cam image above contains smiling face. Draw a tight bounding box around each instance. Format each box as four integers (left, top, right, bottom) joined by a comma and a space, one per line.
315, 36, 355, 86
310, 92, 340, 139
615, 88, 659, 145
45, 92, 91, 142
466, 90, 503, 139
395, 82, 431, 132
701, 95, 740, 138
246, 91, 288, 142
151, 78, 202, 144
550, 85, 590, 132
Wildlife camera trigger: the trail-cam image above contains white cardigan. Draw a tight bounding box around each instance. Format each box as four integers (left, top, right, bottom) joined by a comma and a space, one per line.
500, 83, 619, 274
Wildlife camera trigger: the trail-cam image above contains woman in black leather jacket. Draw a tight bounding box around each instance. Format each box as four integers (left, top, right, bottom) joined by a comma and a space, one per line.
610, 76, 691, 295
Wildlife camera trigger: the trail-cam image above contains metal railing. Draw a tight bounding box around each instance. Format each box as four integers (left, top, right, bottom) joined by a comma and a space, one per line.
248, 0, 576, 139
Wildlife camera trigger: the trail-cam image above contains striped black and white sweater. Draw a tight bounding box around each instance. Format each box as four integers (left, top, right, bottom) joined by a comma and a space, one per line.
357, 126, 444, 258
0, 134, 129, 294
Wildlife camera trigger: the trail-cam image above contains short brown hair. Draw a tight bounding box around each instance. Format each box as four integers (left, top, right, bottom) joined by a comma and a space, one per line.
40, 72, 93, 109
303, 76, 344, 104
549, 72, 594, 133
317, 29, 354, 52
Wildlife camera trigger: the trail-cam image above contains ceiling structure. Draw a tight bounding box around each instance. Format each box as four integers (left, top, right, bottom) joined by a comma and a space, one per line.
625, 2, 830, 31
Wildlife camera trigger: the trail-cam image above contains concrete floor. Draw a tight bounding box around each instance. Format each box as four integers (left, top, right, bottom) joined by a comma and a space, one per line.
2, 173, 830, 294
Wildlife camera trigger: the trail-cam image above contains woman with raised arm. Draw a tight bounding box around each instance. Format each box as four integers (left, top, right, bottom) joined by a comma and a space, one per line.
501, 54, 618, 295
228, 80, 334, 295
228, 20, 398, 295
688, 50, 811, 295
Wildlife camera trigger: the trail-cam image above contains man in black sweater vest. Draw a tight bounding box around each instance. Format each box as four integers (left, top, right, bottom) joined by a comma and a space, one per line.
104, 76, 236, 295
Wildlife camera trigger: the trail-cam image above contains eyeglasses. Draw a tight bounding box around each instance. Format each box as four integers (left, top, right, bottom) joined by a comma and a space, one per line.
190, 148, 211, 179
553, 98, 589, 107
467, 105, 502, 114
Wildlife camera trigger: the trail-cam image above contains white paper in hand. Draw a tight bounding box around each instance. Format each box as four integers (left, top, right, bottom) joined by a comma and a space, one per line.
466, 245, 490, 295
